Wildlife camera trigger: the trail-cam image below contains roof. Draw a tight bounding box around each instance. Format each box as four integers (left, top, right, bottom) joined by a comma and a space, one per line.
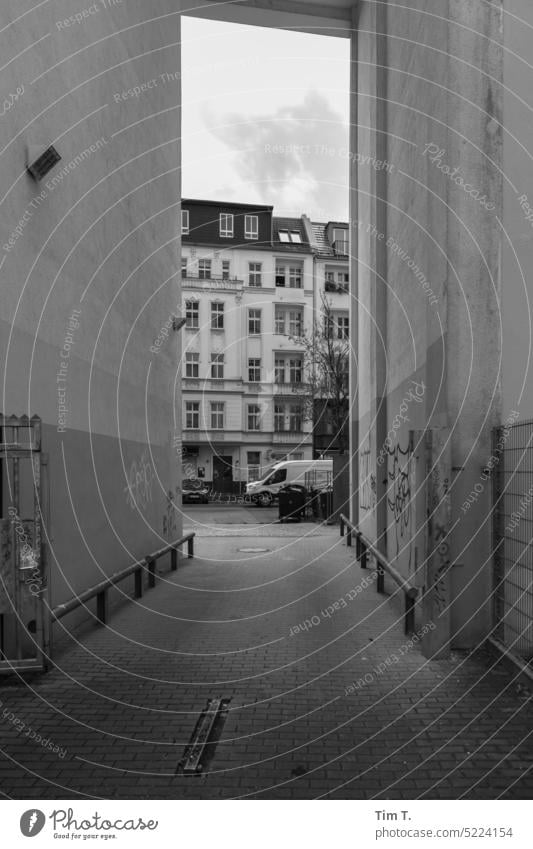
311, 222, 334, 256
182, 198, 273, 212
272, 217, 311, 252
310, 221, 350, 259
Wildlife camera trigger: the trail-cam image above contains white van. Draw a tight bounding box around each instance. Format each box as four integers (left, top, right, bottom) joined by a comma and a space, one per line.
246, 459, 333, 507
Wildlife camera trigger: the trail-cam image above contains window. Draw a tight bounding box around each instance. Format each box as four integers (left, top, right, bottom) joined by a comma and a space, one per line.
326, 271, 335, 283
185, 300, 199, 329
185, 352, 199, 378
333, 228, 348, 254
274, 404, 285, 432
248, 262, 262, 287
274, 358, 285, 384
275, 264, 286, 287
210, 402, 224, 430
247, 404, 261, 431
324, 315, 334, 338
338, 271, 349, 292
199, 259, 211, 280
181, 209, 189, 235
185, 401, 199, 429
245, 215, 258, 239
211, 301, 224, 330
289, 404, 303, 431
247, 451, 261, 482
181, 258, 187, 278
222, 260, 230, 280
220, 213, 234, 238
337, 316, 350, 339
288, 309, 303, 336
248, 358, 261, 382
289, 358, 302, 383
289, 266, 302, 288
278, 229, 303, 244
210, 353, 224, 379
248, 308, 261, 335
275, 309, 285, 334
265, 468, 287, 485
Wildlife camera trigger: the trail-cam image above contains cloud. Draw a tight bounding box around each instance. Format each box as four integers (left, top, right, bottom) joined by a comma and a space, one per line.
203, 91, 349, 221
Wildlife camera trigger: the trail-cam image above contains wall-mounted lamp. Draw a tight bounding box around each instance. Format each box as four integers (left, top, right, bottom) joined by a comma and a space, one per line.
27, 144, 61, 181
172, 316, 187, 331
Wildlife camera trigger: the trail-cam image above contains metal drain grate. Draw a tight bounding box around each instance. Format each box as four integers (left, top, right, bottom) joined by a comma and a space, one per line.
178, 698, 230, 775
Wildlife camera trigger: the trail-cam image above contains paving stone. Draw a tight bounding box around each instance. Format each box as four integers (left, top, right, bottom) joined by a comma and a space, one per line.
0, 526, 531, 799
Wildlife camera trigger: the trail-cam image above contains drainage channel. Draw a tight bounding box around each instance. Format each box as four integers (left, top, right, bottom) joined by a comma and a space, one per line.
177, 697, 231, 776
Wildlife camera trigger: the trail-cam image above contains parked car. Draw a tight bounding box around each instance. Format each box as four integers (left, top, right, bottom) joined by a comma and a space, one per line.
182, 478, 209, 504
246, 459, 333, 507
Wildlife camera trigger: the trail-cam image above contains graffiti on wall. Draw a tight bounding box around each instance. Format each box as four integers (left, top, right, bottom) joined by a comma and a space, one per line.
124, 453, 154, 512
162, 489, 178, 538
428, 461, 451, 614
359, 440, 376, 511
387, 437, 416, 572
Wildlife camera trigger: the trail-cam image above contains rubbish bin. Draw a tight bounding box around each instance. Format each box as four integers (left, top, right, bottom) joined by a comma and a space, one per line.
319, 487, 334, 522
309, 489, 321, 520
278, 484, 306, 522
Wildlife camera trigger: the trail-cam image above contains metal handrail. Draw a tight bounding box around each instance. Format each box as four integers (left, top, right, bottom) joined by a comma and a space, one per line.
339, 514, 418, 634
52, 532, 195, 625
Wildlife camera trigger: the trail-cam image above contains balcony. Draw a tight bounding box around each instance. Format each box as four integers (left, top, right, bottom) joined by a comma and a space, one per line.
183, 429, 242, 443
333, 240, 349, 256
273, 430, 312, 444
325, 280, 349, 294
182, 275, 243, 292
183, 378, 243, 392
274, 382, 308, 396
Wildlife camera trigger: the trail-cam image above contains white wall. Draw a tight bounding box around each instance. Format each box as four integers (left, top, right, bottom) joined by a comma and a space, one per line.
0, 0, 182, 607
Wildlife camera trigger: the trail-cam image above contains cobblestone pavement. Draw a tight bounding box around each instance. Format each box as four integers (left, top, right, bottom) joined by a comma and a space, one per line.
0, 525, 531, 800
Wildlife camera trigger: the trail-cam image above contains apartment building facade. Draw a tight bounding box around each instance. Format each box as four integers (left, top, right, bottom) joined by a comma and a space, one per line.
303, 217, 351, 457
180, 199, 316, 490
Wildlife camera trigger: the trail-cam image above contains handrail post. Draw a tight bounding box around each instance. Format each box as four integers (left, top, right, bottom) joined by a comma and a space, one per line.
340, 515, 345, 537
405, 594, 415, 634
347, 526, 352, 547
171, 548, 178, 571
377, 561, 385, 593
147, 557, 156, 588
134, 567, 143, 598
360, 541, 367, 570
96, 589, 107, 624
187, 535, 194, 559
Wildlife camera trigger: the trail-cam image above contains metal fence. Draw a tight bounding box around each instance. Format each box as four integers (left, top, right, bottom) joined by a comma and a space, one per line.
493, 420, 533, 659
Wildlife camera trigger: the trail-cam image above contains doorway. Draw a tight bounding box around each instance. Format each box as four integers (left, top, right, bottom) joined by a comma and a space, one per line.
0, 416, 48, 674
212, 455, 234, 494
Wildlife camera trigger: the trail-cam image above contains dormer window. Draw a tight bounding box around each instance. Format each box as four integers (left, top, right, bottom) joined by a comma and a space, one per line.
220, 213, 234, 238
278, 229, 302, 244
181, 209, 189, 235
245, 215, 259, 239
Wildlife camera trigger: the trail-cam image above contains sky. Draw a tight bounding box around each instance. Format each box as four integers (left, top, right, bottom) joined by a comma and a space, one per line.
181, 16, 350, 222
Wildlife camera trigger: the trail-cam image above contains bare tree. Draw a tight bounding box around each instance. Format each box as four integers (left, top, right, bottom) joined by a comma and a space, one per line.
290, 293, 350, 454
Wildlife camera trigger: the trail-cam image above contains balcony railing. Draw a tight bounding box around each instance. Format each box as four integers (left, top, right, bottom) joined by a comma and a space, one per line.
273, 430, 312, 444
274, 382, 308, 395
325, 280, 349, 294
333, 240, 349, 256
182, 275, 243, 291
